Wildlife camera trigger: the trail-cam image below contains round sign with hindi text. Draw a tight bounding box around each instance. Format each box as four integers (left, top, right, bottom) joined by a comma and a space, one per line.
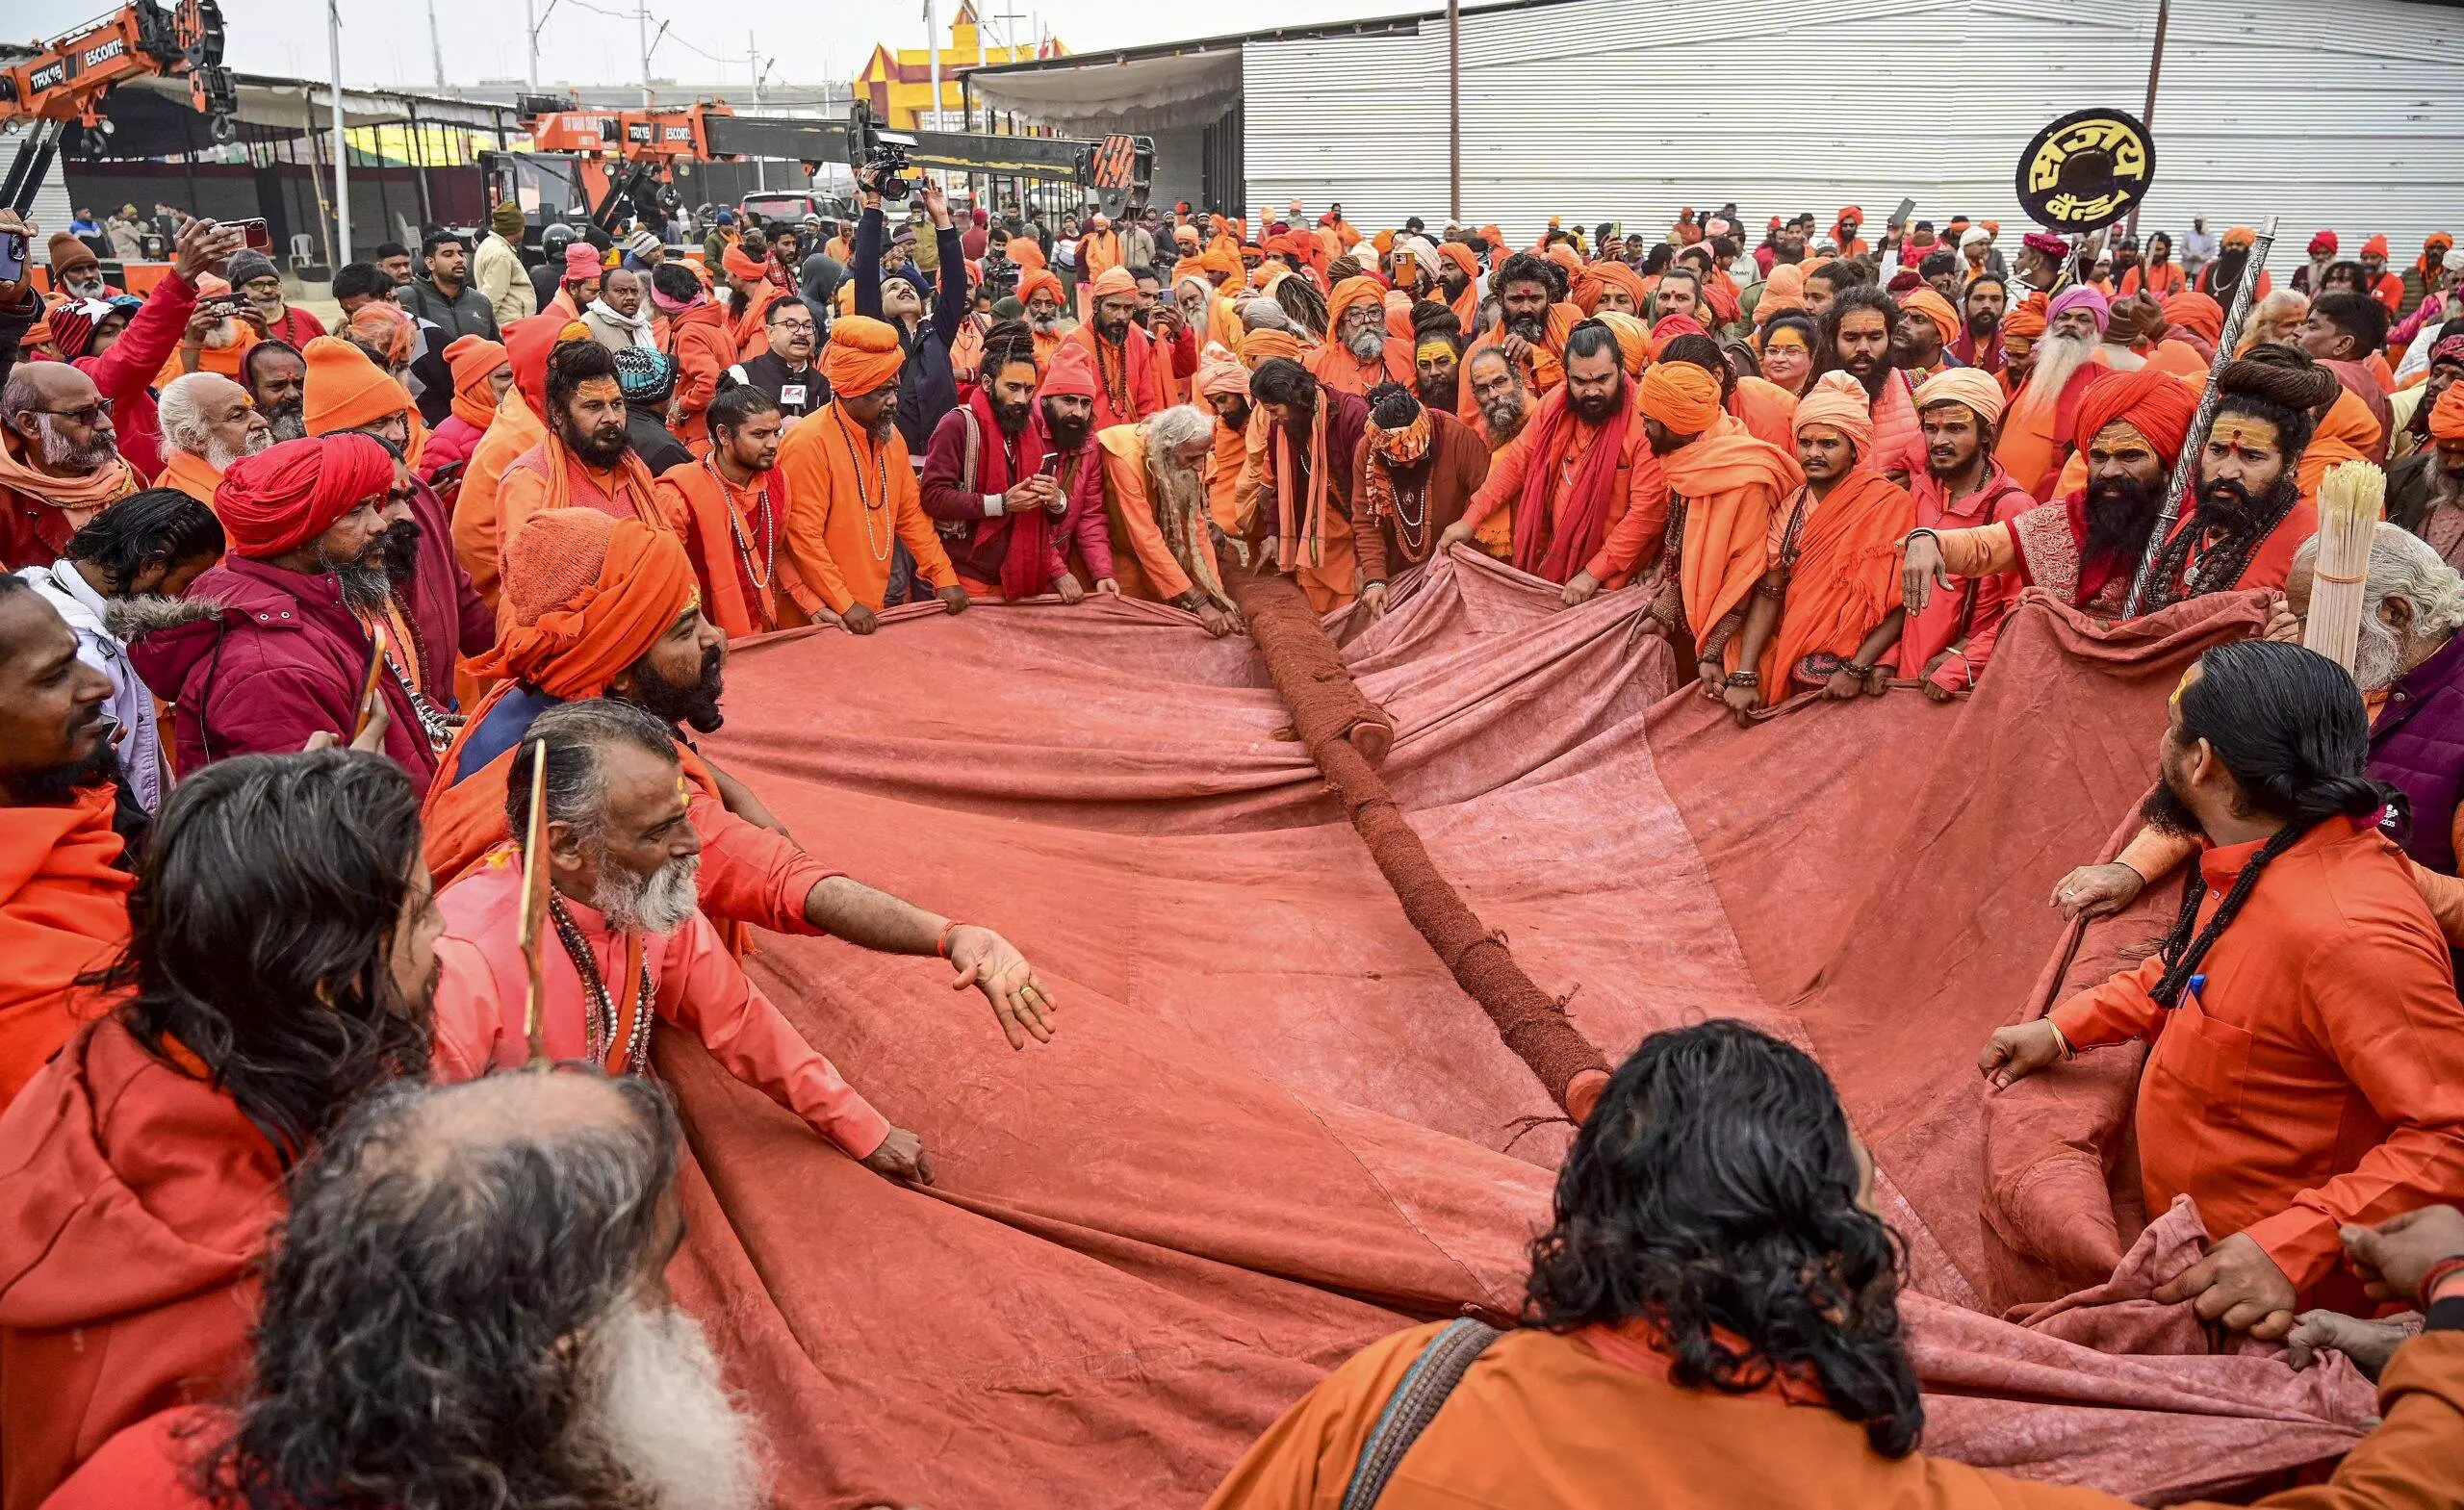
2016, 109, 2156, 232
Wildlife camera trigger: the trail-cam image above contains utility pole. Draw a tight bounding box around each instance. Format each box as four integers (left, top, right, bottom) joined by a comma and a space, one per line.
427, 0, 448, 90
327, 0, 351, 263
749, 35, 765, 190
1448, 0, 1460, 223
924, 0, 941, 131
638, 3, 668, 108
525, 0, 538, 88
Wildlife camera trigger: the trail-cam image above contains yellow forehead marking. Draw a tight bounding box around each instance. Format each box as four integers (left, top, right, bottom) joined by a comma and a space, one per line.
2213, 419, 2276, 451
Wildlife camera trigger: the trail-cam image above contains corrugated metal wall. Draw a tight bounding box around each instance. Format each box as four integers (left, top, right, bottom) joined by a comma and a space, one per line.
1245, 0, 2462, 255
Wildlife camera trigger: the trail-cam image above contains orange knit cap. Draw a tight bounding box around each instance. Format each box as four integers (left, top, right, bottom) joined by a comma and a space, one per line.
446, 335, 509, 399
2429, 383, 2464, 442
822, 315, 906, 398
2363, 234, 2391, 258
472, 509, 700, 699
1040, 340, 1099, 400
1636, 359, 1721, 433
302, 335, 411, 436
1793, 371, 1875, 457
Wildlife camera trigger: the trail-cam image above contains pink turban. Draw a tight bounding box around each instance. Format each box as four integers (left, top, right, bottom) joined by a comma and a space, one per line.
2046, 285, 2112, 337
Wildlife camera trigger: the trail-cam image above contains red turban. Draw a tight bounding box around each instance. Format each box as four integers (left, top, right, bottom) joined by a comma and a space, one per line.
1649, 312, 1709, 356
1040, 341, 1099, 400
471, 509, 699, 699
2308, 230, 2339, 257
2163, 291, 2225, 344
1017, 268, 1065, 308
1637, 360, 1722, 433
823, 315, 906, 398
2071, 366, 2198, 466
216, 434, 396, 559
2430, 384, 2464, 443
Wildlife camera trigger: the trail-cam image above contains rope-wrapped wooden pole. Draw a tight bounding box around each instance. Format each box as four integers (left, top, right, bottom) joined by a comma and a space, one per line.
1232, 572, 1612, 1120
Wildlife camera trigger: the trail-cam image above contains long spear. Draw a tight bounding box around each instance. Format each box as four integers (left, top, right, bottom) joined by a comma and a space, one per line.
517, 738, 554, 1067
2124, 215, 2278, 615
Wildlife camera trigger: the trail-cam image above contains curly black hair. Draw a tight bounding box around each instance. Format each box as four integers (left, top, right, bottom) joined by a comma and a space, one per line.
1524, 1020, 1923, 1456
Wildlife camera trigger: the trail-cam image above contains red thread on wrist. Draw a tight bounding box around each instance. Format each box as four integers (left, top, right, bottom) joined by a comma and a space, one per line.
935, 921, 962, 960
2419, 1255, 2464, 1307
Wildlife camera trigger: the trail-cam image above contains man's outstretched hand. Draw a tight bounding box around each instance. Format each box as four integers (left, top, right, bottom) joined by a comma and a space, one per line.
1977, 1018, 2065, 1090
860, 1127, 934, 1185
2153, 1231, 2297, 1338
945, 925, 1056, 1050
2344, 1204, 2464, 1304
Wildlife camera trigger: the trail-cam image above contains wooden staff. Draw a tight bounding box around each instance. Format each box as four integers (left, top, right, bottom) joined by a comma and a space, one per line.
517, 738, 553, 1067
2124, 215, 2278, 616
2302, 460, 2386, 677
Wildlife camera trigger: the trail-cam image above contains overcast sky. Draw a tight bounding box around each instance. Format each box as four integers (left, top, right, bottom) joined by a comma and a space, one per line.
23, 0, 1416, 93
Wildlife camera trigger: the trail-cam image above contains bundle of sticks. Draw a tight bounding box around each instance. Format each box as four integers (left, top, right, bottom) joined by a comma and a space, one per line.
2301, 459, 2388, 678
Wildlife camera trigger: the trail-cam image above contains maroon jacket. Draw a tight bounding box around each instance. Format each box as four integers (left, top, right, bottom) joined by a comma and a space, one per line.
398, 473, 496, 701
129, 556, 439, 793
917, 395, 1114, 594
68, 269, 200, 483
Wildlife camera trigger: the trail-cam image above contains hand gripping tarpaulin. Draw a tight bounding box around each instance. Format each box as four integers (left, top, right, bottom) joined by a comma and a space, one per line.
671, 551, 2371, 1508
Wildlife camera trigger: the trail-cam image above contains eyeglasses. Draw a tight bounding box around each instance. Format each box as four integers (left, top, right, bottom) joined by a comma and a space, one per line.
35, 399, 113, 425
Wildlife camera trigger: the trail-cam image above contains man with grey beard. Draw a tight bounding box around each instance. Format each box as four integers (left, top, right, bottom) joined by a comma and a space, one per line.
128, 432, 447, 790
0, 362, 136, 571
2054, 523, 2464, 926
42, 1070, 770, 1510
243, 339, 310, 441
1465, 345, 1535, 451
432, 699, 934, 1184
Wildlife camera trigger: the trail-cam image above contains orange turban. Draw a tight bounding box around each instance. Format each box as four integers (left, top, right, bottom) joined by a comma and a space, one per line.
1792, 371, 1875, 458
2221, 225, 2257, 250
1913, 367, 2007, 429
1327, 275, 1385, 331
721, 243, 769, 281
1544, 244, 1583, 277
347, 301, 414, 366
1171, 256, 1211, 289
1754, 264, 1807, 325
1240, 328, 1304, 369
473, 509, 699, 700
445, 334, 509, 429
1594, 311, 1650, 376
1005, 237, 1046, 273
2163, 291, 2225, 344
1636, 360, 1721, 434
1199, 243, 1244, 285
2363, 234, 2391, 259
2072, 366, 2198, 466
216, 434, 396, 558
1900, 287, 1961, 347
1017, 268, 1064, 308
1575, 260, 1649, 315
2430, 384, 2464, 442
1436, 242, 1479, 283
1088, 266, 1139, 300
302, 335, 411, 436
822, 315, 906, 398
2002, 302, 2047, 341
1194, 357, 1249, 400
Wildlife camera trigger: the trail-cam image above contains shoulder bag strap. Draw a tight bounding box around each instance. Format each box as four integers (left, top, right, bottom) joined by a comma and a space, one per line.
1339, 1319, 1502, 1510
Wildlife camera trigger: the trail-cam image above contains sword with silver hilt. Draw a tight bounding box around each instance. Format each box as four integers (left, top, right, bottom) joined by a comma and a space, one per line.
2123, 215, 2278, 616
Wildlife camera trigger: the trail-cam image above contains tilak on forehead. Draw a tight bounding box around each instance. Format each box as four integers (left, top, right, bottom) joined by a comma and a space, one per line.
2212, 416, 2280, 452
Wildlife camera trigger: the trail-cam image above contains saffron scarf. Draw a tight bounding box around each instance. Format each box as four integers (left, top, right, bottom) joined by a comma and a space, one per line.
1509, 388, 1630, 583
0, 430, 138, 517
1273, 400, 1334, 573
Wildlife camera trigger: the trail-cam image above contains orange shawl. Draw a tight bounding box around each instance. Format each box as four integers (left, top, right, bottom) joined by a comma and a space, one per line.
2299, 388, 2383, 500
1727, 377, 1800, 453
493, 429, 669, 597
0, 786, 130, 1109
1758, 470, 1916, 705
155, 448, 222, 510
1271, 401, 1357, 613
1660, 415, 1804, 644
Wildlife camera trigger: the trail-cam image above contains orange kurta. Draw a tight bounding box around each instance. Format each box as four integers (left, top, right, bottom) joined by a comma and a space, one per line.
1658, 415, 1805, 649
0, 787, 130, 1110
449, 391, 550, 610
2051, 817, 2464, 1310
654, 459, 807, 639
775, 401, 957, 615
1304, 339, 1413, 397
152, 449, 221, 510
1758, 470, 1916, 705
1201, 1318, 2464, 1510
1727, 375, 1801, 453
1097, 424, 1226, 605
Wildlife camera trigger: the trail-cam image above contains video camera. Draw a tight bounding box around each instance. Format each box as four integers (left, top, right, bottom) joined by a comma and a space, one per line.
847, 101, 920, 203
979, 253, 1020, 302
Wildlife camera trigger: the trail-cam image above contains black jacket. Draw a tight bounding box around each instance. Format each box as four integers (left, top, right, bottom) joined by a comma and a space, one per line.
854, 208, 968, 456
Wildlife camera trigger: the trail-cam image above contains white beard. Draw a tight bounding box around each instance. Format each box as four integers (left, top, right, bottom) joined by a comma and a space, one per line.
1151, 455, 1207, 520
203, 429, 270, 471
1345, 326, 1386, 364
2353, 616, 2407, 693
568, 1300, 765, 1510
2017, 328, 2096, 422
593, 853, 702, 935
203, 320, 244, 350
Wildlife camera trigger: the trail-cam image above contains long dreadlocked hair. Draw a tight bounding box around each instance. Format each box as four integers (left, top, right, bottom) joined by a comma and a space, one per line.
1275, 274, 1329, 340
2146, 641, 2399, 1010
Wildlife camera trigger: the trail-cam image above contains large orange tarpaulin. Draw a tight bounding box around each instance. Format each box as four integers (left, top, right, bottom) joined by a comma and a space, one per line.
670, 555, 2371, 1508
